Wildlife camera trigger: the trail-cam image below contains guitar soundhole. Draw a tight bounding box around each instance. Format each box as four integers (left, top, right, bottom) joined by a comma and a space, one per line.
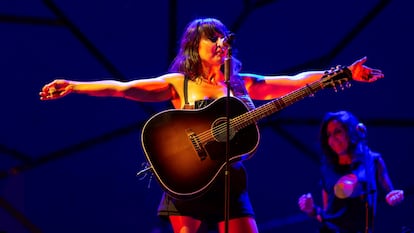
211, 117, 236, 142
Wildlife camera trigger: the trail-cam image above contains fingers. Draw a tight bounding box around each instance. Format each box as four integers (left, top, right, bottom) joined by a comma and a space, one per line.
350, 62, 384, 82
298, 193, 314, 213
357, 56, 367, 65
39, 82, 55, 100
364, 68, 384, 82
298, 193, 310, 203
298, 194, 306, 207
39, 79, 69, 100
386, 190, 404, 206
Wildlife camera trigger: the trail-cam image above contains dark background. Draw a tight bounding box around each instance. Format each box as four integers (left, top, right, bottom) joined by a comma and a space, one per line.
1, 0, 413, 232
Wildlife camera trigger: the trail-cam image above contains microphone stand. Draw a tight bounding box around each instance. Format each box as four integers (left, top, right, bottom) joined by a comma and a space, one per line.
223, 39, 233, 233
362, 143, 374, 233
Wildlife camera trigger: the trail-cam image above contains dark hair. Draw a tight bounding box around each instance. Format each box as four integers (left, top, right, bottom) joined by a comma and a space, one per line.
319, 111, 367, 165
169, 18, 241, 80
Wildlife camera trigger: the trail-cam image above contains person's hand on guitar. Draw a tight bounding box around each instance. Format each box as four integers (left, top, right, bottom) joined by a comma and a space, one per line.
348, 56, 384, 83
39, 79, 73, 100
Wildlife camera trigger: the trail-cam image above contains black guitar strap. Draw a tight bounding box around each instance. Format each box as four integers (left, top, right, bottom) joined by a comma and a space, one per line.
229, 75, 256, 110
183, 75, 191, 109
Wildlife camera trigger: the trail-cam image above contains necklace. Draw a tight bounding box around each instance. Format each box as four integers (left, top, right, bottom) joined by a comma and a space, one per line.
196, 76, 218, 86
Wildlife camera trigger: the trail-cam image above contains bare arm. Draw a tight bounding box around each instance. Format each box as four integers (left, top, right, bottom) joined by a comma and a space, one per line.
241, 71, 324, 100
376, 156, 394, 193
376, 156, 404, 206
241, 57, 384, 100
39, 73, 182, 102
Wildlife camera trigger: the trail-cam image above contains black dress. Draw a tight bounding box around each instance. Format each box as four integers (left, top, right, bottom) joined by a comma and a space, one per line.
157, 75, 256, 226
319, 152, 383, 233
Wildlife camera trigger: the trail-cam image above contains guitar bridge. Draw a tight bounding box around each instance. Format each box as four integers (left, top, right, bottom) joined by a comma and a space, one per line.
186, 129, 207, 160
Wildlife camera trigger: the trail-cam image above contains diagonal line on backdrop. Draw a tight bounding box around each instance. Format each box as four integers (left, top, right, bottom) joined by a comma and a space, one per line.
258, 213, 308, 232
230, 0, 280, 33
42, 0, 156, 115
42, 0, 126, 81
0, 144, 32, 163
0, 120, 146, 180
266, 121, 320, 162
0, 196, 42, 233
0, 14, 64, 26
261, 117, 414, 162
266, 117, 414, 127
280, 0, 391, 74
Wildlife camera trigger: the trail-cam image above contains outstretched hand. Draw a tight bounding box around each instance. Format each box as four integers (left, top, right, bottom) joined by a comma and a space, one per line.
39, 79, 73, 100
348, 56, 384, 83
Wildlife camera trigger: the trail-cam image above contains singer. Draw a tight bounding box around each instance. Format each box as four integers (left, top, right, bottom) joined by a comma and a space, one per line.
298, 111, 404, 233
40, 18, 383, 233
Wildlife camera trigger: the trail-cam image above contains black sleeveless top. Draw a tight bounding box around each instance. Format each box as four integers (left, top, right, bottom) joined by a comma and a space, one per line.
319, 151, 382, 233
157, 75, 255, 224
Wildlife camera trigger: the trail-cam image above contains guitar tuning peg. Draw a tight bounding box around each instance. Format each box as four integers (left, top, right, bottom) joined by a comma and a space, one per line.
345, 82, 352, 88
336, 80, 345, 90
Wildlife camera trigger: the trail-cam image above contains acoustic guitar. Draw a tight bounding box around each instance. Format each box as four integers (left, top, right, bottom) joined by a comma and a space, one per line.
141, 66, 352, 199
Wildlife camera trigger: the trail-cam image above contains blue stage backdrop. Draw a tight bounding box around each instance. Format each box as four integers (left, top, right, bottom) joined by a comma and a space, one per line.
0, 0, 413, 232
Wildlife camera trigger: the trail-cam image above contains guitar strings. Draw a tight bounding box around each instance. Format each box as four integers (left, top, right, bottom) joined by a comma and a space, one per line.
194, 89, 311, 143
194, 69, 345, 144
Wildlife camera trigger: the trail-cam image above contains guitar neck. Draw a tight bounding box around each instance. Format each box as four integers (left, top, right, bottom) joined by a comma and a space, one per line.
140, 66, 351, 199
232, 79, 327, 130
232, 66, 352, 129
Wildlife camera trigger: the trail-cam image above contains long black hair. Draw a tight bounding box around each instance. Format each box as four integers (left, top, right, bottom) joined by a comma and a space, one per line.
319, 111, 367, 165
169, 18, 241, 80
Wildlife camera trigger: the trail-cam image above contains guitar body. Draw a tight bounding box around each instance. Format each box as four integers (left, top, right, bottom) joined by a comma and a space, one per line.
141, 97, 260, 199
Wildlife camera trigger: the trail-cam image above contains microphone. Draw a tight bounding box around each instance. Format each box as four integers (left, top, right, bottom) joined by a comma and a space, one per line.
224, 33, 235, 47
223, 33, 235, 81
218, 33, 236, 48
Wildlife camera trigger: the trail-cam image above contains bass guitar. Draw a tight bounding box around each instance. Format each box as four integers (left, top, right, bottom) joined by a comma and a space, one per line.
141, 66, 352, 199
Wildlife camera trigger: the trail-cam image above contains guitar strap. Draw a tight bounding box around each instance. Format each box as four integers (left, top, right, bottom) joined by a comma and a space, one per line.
229, 75, 256, 110
183, 75, 256, 110
183, 75, 191, 109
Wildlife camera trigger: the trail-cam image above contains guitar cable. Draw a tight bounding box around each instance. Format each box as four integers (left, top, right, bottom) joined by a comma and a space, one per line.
136, 162, 154, 188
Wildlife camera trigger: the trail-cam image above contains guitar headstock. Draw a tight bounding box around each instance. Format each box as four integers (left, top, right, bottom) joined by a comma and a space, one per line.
320, 65, 353, 92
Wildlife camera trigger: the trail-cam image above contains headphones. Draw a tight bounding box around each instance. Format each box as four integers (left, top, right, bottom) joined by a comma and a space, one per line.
356, 122, 367, 140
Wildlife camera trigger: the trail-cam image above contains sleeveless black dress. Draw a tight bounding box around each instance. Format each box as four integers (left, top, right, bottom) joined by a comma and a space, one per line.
157, 75, 256, 224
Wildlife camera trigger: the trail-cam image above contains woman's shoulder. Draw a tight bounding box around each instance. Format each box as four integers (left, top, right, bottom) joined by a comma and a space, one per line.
238, 73, 266, 88
368, 150, 382, 159
158, 73, 186, 91
367, 150, 384, 166
239, 73, 264, 80
162, 72, 185, 82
